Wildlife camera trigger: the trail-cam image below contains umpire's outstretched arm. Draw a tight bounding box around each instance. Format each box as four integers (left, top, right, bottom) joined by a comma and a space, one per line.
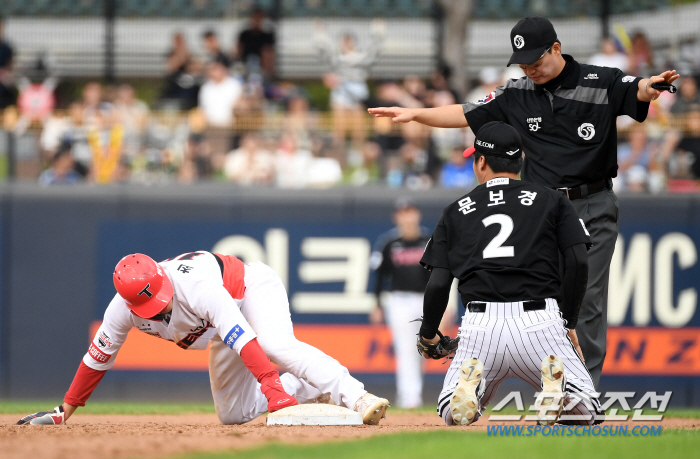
419, 267, 453, 340
561, 243, 589, 330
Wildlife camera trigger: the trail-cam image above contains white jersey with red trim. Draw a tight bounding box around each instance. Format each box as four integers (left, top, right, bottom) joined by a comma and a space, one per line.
84, 251, 256, 371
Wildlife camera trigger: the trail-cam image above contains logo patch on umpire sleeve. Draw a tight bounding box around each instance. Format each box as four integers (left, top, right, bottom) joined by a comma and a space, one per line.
224, 325, 245, 349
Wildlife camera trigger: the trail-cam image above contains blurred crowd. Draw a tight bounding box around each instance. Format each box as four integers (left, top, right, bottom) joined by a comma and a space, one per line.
1, 12, 700, 193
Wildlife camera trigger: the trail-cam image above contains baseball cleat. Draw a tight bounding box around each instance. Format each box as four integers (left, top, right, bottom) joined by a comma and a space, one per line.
450, 357, 483, 426
353, 393, 390, 425
535, 354, 565, 426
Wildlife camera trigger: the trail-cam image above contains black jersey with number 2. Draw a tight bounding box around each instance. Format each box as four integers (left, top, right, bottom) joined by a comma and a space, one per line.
420, 177, 591, 303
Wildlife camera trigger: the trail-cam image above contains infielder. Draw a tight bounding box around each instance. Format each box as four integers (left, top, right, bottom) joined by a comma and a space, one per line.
370, 197, 432, 408
369, 16, 679, 387
417, 122, 602, 426
18, 251, 390, 426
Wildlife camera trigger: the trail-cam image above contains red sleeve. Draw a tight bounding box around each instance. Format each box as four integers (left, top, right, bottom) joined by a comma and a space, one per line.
239, 338, 277, 383
64, 361, 106, 407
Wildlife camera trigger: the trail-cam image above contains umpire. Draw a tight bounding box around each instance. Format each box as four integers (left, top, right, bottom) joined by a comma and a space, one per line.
369, 16, 679, 387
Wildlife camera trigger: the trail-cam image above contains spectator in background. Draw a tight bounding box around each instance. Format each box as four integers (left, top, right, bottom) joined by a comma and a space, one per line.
224, 132, 275, 186
628, 31, 654, 77
440, 146, 476, 189
0, 16, 16, 109
82, 81, 112, 128
78, 82, 126, 184
38, 143, 81, 186
615, 124, 655, 192
428, 63, 459, 106
306, 150, 343, 189
275, 131, 313, 188
661, 105, 700, 182
236, 8, 276, 79
65, 101, 91, 176
465, 67, 502, 103
671, 75, 700, 116
203, 30, 230, 68
387, 140, 433, 189
589, 37, 629, 72
430, 90, 464, 162
315, 19, 385, 148
113, 84, 149, 159
370, 81, 420, 157
403, 76, 428, 107
344, 140, 382, 186
161, 32, 202, 110
199, 60, 242, 128
282, 92, 318, 145
179, 133, 213, 183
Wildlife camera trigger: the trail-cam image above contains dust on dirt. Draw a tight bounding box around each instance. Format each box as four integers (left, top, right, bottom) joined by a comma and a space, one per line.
0, 412, 696, 459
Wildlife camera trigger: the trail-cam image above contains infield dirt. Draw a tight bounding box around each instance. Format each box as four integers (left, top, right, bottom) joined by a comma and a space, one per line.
0, 413, 697, 459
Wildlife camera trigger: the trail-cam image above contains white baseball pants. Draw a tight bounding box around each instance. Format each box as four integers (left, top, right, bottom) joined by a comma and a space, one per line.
437, 298, 602, 426
209, 261, 367, 424
384, 291, 424, 408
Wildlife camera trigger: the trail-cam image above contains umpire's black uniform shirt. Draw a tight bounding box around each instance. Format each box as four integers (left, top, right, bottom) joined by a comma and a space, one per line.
463, 55, 650, 188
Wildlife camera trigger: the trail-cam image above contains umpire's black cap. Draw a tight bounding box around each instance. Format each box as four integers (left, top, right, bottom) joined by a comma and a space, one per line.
507, 16, 559, 67
463, 121, 523, 159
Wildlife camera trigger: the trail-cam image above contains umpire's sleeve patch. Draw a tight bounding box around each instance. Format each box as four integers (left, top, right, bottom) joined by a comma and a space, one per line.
224, 325, 245, 349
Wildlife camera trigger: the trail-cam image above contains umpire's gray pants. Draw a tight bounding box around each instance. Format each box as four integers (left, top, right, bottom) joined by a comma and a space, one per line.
566, 188, 619, 389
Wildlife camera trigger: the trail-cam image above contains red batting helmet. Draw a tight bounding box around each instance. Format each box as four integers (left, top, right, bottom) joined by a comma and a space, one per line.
113, 253, 174, 319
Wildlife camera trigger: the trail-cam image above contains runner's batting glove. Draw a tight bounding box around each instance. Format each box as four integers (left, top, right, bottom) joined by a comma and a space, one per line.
417, 330, 460, 360
17, 405, 65, 425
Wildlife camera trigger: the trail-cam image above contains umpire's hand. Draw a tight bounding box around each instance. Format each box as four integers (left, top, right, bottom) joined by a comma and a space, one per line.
568, 329, 585, 363
367, 106, 417, 123
639, 70, 680, 102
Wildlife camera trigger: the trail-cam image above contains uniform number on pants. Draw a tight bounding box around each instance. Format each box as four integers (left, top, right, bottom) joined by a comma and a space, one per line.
482, 214, 514, 259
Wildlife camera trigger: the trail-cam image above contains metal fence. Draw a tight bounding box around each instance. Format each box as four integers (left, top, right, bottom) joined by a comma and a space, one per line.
0, 0, 674, 18
3, 1, 700, 80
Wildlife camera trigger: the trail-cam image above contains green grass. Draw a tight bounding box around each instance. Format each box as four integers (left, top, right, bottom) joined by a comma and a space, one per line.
170, 429, 700, 459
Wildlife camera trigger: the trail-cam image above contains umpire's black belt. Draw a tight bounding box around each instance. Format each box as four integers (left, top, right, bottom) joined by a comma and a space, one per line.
555, 178, 608, 200
467, 300, 546, 313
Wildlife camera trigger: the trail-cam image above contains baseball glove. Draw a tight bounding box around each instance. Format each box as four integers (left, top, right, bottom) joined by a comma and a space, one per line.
417, 330, 459, 360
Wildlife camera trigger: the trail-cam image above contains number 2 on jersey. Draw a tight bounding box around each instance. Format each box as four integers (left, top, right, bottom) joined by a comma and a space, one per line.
482, 214, 514, 259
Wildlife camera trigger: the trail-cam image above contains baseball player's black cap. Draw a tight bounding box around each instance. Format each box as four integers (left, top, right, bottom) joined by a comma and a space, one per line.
463, 121, 523, 159
507, 16, 559, 67
394, 196, 418, 211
